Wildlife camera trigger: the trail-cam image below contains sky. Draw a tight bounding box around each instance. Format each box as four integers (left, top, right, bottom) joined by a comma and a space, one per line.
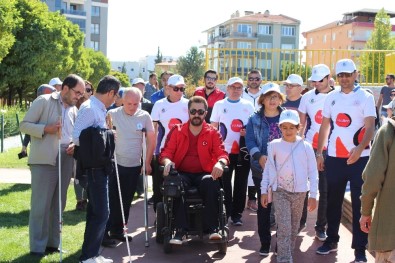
107, 0, 394, 62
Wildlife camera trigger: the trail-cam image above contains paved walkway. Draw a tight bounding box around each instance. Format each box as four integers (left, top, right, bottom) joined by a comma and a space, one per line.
0, 169, 374, 262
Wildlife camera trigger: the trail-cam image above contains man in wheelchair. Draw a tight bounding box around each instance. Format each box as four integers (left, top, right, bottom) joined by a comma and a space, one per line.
160, 96, 229, 245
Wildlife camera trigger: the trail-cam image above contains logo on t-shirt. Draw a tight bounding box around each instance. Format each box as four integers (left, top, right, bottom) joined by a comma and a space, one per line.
223, 108, 228, 114
353, 126, 370, 149
314, 110, 323, 124
230, 119, 243, 132
335, 113, 351, 127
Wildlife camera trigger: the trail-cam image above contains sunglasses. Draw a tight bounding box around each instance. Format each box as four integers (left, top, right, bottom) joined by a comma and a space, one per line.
337, 72, 353, 78
206, 77, 217, 81
313, 75, 329, 83
86, 88, 92, 93
390, 94, 395, 97
248, 77, 261, 81
172, 87, 185, 92
189, 109, 206, 115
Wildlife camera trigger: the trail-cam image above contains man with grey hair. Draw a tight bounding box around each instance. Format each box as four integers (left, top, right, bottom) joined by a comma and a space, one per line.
106, 87, 155, 241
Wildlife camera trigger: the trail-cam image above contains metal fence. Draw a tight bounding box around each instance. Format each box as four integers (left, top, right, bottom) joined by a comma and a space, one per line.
205, 48, 394, 85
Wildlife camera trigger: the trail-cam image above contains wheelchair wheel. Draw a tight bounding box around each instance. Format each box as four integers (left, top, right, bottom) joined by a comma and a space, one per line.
156, 202, 165, 244
218, 242, 227, 254
163, 235, 172, 254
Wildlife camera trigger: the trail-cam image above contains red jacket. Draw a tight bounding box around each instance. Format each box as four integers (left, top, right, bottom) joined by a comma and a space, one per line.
159, 121, 229, 173
193, 87, 225, 108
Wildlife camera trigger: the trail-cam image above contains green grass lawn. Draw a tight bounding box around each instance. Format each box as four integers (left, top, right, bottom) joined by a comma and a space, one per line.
0, 147, 29, 168
0, 183, 86, 262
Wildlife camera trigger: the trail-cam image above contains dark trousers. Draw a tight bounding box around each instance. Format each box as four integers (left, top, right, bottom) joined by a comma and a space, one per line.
325, 156, 368, 250
107, 165, 141, 235
152, 155, 163, 212
80, 169, 110, 261
173, 173, 221, 232
253, 176, 272, 245
223, 153, 250, 220
315, 169, 328, 232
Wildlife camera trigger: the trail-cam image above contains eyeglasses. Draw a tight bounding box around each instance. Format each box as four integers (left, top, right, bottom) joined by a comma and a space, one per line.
337, 72, 353, 78
189, 109, 206, 115
86, 88, 92, 93
284, 84, 300, 88
229, 85, 243, 91
248, 77, 261, 81
172, 87, 185, 92
70, 88, 84, 97
205, 77, 217, 81
313, 76, 329, 83
265, 95, 280, 101
390, 93, 395, 97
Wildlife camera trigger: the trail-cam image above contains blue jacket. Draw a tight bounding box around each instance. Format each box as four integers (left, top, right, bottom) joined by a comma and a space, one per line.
245, 106, 284, 178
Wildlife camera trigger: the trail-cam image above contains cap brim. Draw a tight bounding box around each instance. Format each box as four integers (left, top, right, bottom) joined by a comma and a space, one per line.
279, 120, 299, 125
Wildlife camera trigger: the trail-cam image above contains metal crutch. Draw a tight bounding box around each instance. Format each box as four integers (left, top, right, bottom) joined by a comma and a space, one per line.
141, 128, 149, 247
57, 116, 63, 262
106, 114, 133, 263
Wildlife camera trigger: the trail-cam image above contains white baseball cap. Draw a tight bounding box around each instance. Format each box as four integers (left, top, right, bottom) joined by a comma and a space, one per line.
49, 77, 62, 86
335, 59, 356, 75
383, 100, 394, 110
279, 109, 300, 125
132, 78, 145, 85
283, 74, 303, 86
261, 82, 280, 94
168, 74, 185, 86
309, 64, 330, 81
227, 77, 244, 86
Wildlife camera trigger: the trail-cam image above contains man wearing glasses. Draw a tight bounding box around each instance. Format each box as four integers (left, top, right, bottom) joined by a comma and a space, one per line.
20, 74, 85, 257
298, 64, 334, 242
151, 74, 189, 210
315, 59, 376, 263
193, 69, 225, 123
160, 96, 229, 244
376, 73, 395, 118
211, 77, 255, 226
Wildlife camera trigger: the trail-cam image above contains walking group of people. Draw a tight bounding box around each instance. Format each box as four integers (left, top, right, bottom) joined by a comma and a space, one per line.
19, 60, 395, 263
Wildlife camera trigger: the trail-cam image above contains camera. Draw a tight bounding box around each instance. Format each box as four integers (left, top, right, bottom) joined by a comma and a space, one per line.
18, 151, 28, 159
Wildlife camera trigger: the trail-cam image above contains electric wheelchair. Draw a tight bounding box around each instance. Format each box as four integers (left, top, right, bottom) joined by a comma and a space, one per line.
155, 167, 229, 254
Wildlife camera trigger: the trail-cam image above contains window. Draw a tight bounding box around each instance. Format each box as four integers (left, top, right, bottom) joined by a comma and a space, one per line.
348, 30, 353, 38
92, 6, 100, 16
257, 42, 272, 49
323, 35, 327, 43
91, 23, 100, 34
309, 38, 313, 45
237, 24, 252, 34
258, 25, 272, 35
237, 42, 252, 49
332, 33, 336, 41
282, 26, 295, 36
237, 58, 252, 68
90, 41, 99, 51
256, 59, 271, 69
281, 44, 294, 54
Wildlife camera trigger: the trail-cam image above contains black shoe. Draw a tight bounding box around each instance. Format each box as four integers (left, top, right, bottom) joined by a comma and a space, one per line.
110, 233, 133, 242
45, 246, 67, 254
101, 234, 117, 248
259, 242, 270, 256
30, 251, 45, 257
316, 242, 338, 255
354, 249, 367, 263
147, 197, 154, 205
169, 229, 186, 245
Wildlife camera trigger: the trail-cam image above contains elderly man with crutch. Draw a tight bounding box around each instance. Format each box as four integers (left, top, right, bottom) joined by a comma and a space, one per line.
20, 74, 85, 258
105, 87, 155, 245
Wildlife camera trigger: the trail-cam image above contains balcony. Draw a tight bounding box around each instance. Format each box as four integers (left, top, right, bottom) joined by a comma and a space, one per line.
60, 9, 86, 16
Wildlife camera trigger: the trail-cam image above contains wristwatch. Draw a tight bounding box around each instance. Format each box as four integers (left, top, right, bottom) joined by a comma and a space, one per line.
218, 160, 226, 168
315, 152, 323, 158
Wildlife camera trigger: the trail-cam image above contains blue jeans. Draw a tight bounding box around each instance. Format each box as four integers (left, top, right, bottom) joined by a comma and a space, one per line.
325, 156, 368, 250
253, 176, 272, 245
79, 169, 110, 261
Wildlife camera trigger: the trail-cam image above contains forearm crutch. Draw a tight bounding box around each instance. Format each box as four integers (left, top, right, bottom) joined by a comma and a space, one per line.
142, 128, 149, 247
57, 116, 63, 262
106, 115, 133, 263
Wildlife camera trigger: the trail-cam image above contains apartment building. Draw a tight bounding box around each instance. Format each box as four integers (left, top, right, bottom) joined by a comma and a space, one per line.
302, 9, 395, 67
41, 0, 108, 55
203, 10, 300, 80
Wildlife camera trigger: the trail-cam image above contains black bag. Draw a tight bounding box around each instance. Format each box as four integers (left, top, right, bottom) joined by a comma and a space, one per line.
162, 174, 183, 198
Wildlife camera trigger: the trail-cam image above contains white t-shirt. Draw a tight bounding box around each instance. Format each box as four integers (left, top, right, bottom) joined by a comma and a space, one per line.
108, 107, 154, 167
298, 89, 330, 149
322, 87, 376, 158
210, 98, 254, 154
151, 97, 189, 155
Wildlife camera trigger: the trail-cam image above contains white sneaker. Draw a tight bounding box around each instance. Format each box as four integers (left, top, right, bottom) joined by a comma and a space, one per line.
96, 255, 113, 263
80, 257, 99, 263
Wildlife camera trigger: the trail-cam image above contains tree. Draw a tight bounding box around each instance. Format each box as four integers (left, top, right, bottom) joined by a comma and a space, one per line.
177, 46, 205, 87
121, 62, 127, 73
155, 46, 162, 64
85, 48, 111, 88
109, 70, 130, 87
360, 9, 395, 83
0, 0, 21, 62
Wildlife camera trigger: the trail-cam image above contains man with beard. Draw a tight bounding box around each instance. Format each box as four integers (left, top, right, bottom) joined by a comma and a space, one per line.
193, 69, 225, 123
20, 74, 85, 257
160, 96, 229, 244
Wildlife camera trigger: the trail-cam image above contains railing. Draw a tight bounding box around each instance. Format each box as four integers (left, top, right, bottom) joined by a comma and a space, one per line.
60, 9, 86, 16
205, 48, 394, 85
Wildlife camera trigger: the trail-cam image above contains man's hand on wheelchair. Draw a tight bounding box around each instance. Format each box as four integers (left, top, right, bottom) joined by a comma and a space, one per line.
163, 161, 175, 176
211, 162, 224, 180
